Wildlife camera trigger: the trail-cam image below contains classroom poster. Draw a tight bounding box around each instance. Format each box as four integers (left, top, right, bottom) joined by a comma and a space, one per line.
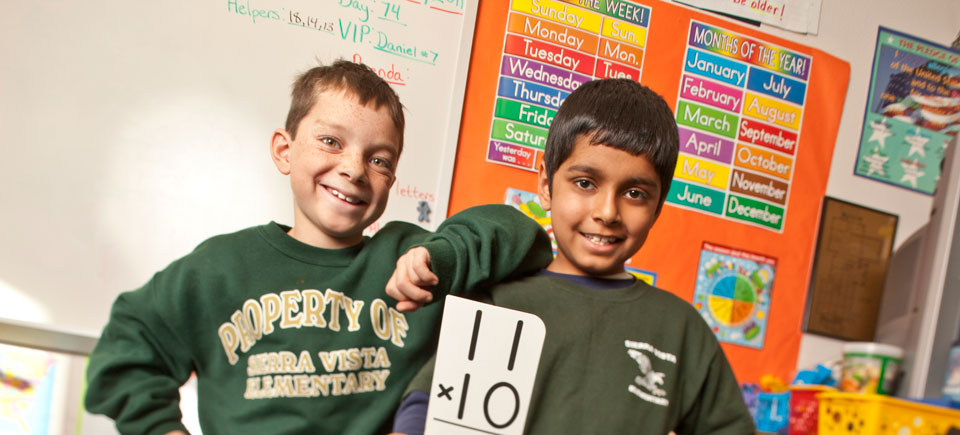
0, 344, 57, 435
672, 0, 822, 34
669, 20, 809, 232
854, 27, 960, 195
693, 242, 776, 349
505, 187, 555, 251
486, 0, 651, 171
448, 1, 849, 382
626, 266, 658, 285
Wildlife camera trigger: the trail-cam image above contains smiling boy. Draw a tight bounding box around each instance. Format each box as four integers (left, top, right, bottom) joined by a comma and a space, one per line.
392, 79, 755, 434
273, 84, 399, 249
84, 60, 552, 435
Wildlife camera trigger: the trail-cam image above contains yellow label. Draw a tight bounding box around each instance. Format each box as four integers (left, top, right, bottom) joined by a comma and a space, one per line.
601, 18, 647, 47
674, 155, 730, 189
743, 92, 802, 130
512, 0, 602, 33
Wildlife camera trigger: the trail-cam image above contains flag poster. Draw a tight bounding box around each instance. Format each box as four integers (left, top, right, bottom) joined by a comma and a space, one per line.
854, 27, 960, 194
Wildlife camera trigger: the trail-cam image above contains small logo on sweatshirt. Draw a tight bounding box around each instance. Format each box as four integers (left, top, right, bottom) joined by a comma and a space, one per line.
624, 340, 676, 407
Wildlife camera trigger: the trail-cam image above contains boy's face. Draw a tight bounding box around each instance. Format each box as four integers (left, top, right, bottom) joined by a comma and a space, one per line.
271, 88, 400, 249
539, 135, 662, 278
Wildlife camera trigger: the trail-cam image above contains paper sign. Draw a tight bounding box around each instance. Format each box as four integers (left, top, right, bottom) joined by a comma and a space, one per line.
424, 295, 546, 435
673, 0, 822, 34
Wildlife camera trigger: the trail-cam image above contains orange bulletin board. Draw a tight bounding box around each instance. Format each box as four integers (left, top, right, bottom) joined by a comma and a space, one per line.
447, 0, 850, 383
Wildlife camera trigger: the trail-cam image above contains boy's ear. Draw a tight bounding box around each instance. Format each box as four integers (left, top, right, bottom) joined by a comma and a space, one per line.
536, 162, 552, 212
270, 128, 293, 175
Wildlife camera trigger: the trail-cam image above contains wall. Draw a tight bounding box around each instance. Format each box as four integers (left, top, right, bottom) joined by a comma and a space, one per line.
0, 0, 478, 337
745, 0, 960, 370
3, 2, 960, 430
0, 1, 477, 432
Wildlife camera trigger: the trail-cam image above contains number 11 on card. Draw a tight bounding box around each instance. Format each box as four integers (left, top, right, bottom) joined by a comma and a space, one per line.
424, 295, 546, 435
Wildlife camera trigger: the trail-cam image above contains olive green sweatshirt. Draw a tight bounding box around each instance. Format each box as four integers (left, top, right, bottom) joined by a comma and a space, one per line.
85, 205, 552, 435
404, 273, 755, 435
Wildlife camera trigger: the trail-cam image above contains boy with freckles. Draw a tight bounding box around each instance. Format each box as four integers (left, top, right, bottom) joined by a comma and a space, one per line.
392, 79, 755, 435
84, 60, 551, 435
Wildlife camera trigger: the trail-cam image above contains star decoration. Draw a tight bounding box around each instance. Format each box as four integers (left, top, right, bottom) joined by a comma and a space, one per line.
868, 118, 894, 149
863, 151, 889, 176
905, 128, 930, 157
900, 159, 925, 188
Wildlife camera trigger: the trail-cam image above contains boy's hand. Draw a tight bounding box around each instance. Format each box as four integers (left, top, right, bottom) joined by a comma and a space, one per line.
386, 247, 439, 312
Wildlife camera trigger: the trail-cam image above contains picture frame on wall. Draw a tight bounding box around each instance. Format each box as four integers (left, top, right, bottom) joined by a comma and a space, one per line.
803, 197, 899, 341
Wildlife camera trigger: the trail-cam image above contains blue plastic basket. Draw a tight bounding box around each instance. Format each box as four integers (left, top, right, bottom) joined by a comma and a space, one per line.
755, 391, 791, 433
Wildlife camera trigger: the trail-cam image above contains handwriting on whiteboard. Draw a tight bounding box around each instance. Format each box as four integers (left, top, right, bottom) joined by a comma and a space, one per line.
224, 0, 461, 66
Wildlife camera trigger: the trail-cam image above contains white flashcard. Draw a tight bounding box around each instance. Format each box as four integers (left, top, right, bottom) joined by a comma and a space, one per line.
424, 295, 546, 435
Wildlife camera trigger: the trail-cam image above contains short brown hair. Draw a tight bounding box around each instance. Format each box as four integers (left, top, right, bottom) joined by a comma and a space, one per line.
285, 60, 405, 153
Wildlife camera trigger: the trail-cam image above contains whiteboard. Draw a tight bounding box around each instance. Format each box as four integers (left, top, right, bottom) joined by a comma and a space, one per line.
0, 0, 478, 336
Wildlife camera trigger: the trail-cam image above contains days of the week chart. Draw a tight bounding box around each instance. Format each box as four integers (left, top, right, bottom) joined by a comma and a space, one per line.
486, 0, 651, 172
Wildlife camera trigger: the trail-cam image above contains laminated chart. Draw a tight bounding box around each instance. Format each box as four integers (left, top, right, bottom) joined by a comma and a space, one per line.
626, 266, 657, 286
486, 0, 651, 171
505, 187, 555, 251
667, 21, 812, 232
854, 27, 959, 194
0, 344, 58, 435
692, 242, 776, 349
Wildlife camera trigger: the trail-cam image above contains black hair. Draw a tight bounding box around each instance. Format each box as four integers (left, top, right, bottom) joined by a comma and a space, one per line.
543, 79, 679, 211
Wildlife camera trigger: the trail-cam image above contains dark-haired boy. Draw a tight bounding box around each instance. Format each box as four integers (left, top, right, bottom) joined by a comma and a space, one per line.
392, 79, 755, 434
84, 60, 552, 435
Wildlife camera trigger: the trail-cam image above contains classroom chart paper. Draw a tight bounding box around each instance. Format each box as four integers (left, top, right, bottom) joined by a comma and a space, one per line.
854, 27, 960, 195
446, 1, 849, 383
672, 0, 822, 34
693, 242, 777, 349
0, 344, 60, 435
668, 21, 811, 232
486, 0, 651, 171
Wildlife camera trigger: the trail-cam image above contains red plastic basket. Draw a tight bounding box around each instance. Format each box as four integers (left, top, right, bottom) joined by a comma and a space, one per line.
789, 385, 835, 434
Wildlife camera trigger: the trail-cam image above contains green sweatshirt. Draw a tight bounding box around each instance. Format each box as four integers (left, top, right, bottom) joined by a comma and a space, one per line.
85, 205, 552, 435
405, 273, 755, 435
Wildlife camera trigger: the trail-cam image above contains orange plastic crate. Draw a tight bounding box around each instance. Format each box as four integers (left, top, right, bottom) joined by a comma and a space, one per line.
817, 392, 960, 434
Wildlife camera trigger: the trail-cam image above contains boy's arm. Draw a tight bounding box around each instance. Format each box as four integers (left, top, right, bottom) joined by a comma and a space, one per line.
675, 350, 755, 435
386, 246, 439, 311
85, 287, 194, 435
388, 204, 552, 309
391, 355, 437, 435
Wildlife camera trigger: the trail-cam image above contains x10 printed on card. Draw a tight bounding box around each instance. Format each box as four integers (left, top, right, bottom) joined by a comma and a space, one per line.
425, 295, 546, 435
